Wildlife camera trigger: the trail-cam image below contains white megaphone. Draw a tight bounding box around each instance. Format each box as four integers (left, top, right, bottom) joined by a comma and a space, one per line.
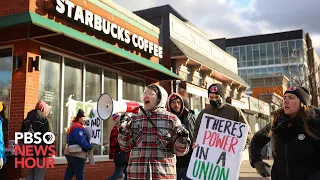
97, 93, 141, 120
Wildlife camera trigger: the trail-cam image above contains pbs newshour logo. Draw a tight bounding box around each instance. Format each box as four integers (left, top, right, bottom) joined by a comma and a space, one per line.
14, 132, 56, 168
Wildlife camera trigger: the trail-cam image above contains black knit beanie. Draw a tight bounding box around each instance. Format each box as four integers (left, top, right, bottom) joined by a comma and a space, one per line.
76, 109, 86, 118
208, 84, 225, 99
284, 86, 311, 105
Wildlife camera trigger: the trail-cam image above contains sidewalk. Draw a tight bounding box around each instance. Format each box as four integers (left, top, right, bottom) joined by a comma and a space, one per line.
116, 159, 273, 180
239, 160, 273, 180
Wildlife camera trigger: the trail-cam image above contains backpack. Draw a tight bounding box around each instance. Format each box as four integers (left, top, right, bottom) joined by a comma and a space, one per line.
20, 110, 49, 144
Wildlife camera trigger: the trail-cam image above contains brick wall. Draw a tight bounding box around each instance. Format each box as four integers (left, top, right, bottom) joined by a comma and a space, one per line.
0, 0, 29, 16
8, 40, 40, 141
1, 40, 118, 179
44, 161, 115, 180
3, 155, 115, 179
1, 0, 164, 177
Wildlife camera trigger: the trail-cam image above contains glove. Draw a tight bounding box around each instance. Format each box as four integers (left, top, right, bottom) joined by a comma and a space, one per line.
254, 161, 271, 177
120, 114, 128, 123
177, 125, 189, 137
0, 158, 3, 169
119, 120, 132, 135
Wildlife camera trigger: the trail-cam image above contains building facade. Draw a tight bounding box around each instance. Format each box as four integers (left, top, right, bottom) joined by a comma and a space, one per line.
212, 30, 320, 107
134, 5, 249, 111
134, 6, 275, 161
0, 0, 180, 179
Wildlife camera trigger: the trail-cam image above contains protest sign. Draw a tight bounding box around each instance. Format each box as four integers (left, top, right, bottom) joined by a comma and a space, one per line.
67, 98, 102, 145
187, 113, 249, 180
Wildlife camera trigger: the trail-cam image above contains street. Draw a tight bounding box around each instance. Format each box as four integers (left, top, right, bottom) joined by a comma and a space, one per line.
239, 160, 273, 180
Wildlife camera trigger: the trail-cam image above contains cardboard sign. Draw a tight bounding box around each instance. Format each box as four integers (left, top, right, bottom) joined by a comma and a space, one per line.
187, 113, 249, 180
67, 98, 101, 145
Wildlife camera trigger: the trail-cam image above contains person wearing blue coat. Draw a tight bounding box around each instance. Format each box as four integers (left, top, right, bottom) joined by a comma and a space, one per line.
64, 109, 92, 180
0, 102, 7, 170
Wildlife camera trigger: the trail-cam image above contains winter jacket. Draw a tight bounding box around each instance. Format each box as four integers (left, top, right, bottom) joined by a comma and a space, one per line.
118, 84, 191, 180
20, 109, 52, 157
64, 122, 92, 159
249, 107, 320, 180
166, 94, 196, 168
109, 125, 130, 160
193, 103, 252, 149
0, 116, 6, 163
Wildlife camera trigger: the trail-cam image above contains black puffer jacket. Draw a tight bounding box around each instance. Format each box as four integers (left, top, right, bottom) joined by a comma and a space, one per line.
249, 107, 320, 180
176, 100, 196, 168
166, 95, 196, 168
20, 109, 52, 157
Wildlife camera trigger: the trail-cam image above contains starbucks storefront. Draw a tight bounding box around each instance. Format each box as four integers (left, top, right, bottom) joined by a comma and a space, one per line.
0, 0, 179, 179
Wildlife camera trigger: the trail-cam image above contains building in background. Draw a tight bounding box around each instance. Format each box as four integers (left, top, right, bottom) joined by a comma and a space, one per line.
0, 0, 179, 179
212, 30, 320, 107
134, 5, 249, 111
305, 34, 320, 107
134, 5, 274, 161
251, 75, 289, 112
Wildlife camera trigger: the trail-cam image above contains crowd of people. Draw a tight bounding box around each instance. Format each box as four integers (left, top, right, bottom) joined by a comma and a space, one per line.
1, 83, 319, 180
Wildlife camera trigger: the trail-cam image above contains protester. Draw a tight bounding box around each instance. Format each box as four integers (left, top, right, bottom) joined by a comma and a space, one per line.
249, 86, 320, 179
0, 102, 6, 179
108, 113, 128, 180
20, 101, 52, 180
193, 83, 252, 148
166, 94, 195, 180
118, 84, 191, 180
64, 109, 92, 180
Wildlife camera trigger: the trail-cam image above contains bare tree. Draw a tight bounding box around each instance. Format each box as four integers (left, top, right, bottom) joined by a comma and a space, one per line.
282, 48, 320, 107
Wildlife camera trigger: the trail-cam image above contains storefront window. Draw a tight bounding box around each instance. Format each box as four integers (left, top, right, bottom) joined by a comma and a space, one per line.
85, 65, 101, 102
85, 65, 101, 155
0, 48, 12, 142
122, 75, 144, 102
39, 51, 61, 155
103, 71, 117, 155
62, 58, 83, 155
37, 51, 143, 157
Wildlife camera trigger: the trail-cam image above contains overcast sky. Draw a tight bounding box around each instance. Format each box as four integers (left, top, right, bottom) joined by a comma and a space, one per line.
114, 0, 320, 54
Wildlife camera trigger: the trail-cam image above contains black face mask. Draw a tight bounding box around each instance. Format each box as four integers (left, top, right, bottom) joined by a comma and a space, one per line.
210, 99, 222, 109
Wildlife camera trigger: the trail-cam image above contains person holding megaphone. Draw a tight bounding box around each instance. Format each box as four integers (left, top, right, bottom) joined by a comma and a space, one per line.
118, 84, 191, 180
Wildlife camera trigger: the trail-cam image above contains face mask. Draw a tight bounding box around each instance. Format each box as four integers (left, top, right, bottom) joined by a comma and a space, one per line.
210, 99, 222, 109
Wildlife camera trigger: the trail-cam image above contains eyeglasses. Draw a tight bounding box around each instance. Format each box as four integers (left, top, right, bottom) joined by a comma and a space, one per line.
141, 92, 157, 97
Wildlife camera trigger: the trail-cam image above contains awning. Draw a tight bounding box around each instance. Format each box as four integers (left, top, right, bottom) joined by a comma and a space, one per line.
171, 38, 248, 86
0, 12, 181, 81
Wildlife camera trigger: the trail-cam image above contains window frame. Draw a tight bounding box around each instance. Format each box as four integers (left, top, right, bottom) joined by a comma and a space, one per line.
40, 47, 143, 160
0, 45, 13, 144
0, 45, 13, 114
